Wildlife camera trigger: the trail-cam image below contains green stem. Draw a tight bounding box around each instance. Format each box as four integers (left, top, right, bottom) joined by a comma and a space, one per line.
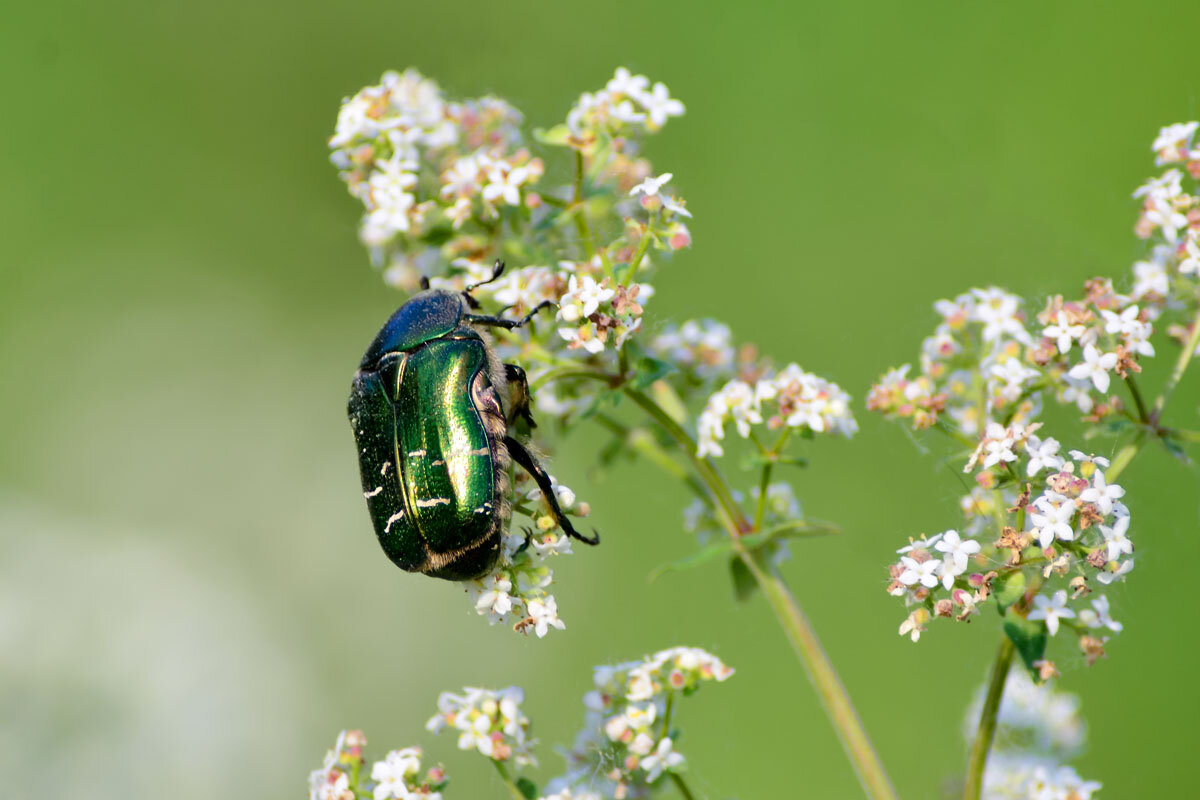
622, 387, 897, 800
620, 210, 659, 285
734, 549, 899, 800
754, 460, 774, 532
1153, 304, 1200, 419
962, 637, 1015, 800
1124, 374, 1151, 425
623, 387, 748, 533
491, 760, 526, 800
669, 772, 698, 800
571, 150, 596, 258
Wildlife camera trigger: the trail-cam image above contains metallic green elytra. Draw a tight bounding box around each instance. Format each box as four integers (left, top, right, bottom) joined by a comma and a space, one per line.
348, 264, 599, 581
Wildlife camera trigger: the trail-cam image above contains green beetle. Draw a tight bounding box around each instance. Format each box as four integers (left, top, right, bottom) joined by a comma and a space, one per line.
348, 264, 599, 581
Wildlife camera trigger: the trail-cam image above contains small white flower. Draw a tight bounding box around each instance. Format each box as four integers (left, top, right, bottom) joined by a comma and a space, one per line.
934, 530, 981, 573
1181, 234, 1200, 275
640, 82, 685, 128
371, 749, 423, 800
1099, 515, 1133, 561
482, 163, 530, 206
1100, 305, 1142, 337
473, 575, 514, 617
1027, 590, 1076, 636
1067, 344, 1118, 393
1132, 256, 1170, 298
1079, 471, 1125, 515
557, 275, 615, 323
640, 737, 685, 781
526, 596, 565, 637
898, 556, 942, 589
1152, 121, 1199, 164
897, 533, 944, 554
1025, 436, 1063, 476
1096, 559, 1134, 585
1079, 594, 1123, 633
1043, 312, 1085, 355
629, 173, 673, 198
1030, 496, 1076, 549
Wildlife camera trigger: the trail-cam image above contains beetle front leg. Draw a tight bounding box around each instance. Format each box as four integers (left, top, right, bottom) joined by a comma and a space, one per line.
465, 300, 555, 331
504, 436, 600, 546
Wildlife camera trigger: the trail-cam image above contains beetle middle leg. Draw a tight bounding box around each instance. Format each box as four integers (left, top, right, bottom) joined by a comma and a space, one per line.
504, 436, 600, 546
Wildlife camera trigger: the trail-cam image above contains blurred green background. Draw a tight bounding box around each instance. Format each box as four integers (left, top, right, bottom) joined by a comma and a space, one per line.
4, 1, 1200, 797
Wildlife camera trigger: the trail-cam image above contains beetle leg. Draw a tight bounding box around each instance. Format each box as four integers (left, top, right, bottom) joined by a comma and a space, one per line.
465, 299, 555, 331
504, 436, 600, 546
503, 363, 537, 429
516, 527, 534, 555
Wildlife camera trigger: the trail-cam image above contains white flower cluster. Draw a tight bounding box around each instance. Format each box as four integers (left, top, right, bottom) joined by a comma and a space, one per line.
462, 475, 589, 638
308, 731, 446, 800
426, 686, 536, 766
328, 68, 541, 281
697, 364, 857, 457
966, 670, 1101, 799
549, 647, 733, 799
650, 319, 736, 382
567, 68, 685, 141
890, 436, 1131, 660
1029, 283, 1157, 416
867, 287, 1038, 435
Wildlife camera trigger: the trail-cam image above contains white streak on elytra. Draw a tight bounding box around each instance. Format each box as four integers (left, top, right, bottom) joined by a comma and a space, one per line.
383, 510, 405, 532
407, 449, 427, 458
415, 497, 451, 508
431, 459, 445, 467
380, 462, 390, 476
364, 486, 383, 499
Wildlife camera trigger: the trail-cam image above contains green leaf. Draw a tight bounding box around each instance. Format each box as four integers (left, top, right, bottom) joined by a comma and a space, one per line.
576, 389, 620, 421
730, 556, 758, 602
648, 540, 734, 581
630, 356, 676, 390
532, 124, 572, 146
515, 777, 539, 800
738, 519, 840, 549
739, 453, 808, 470
993, 571, 1027, 609
1162, 434, 1193, 464
1003, 607, 1048, 682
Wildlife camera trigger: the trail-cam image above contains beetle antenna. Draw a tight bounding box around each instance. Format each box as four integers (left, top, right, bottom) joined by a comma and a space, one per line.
464, 259, 506, 294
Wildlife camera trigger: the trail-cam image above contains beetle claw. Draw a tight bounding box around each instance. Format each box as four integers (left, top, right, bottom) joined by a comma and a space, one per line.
568, 527, 601, 546
515, 527, 534, 555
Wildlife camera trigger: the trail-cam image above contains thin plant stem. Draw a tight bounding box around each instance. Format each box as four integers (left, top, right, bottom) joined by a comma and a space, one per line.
1124, 375, 1151, 425
669, 772, 698, 800
621, 386, 897, 800
962, 637, 1015, 800
620, 209, 659, 285
491, 760, 526, 800
572, 150, 596, 258
734, 548, 899, 800
1152, 305, 1200, 418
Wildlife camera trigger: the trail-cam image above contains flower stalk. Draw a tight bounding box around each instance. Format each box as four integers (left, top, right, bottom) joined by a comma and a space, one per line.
624, 386, 898, 800
962, 637, 1016, 800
